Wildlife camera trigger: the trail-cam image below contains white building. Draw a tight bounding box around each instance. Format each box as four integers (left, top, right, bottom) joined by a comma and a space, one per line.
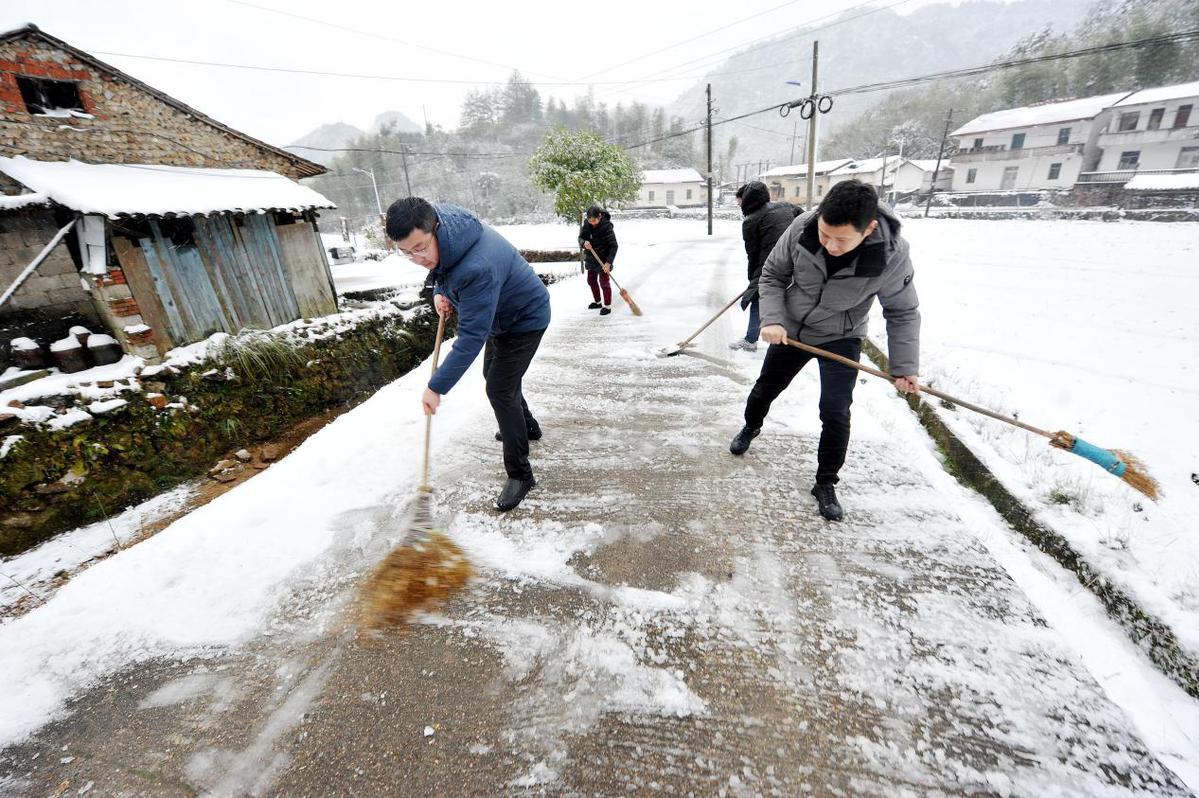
760, 159, 853, 205
891, 159, 954, 195
827, 157, 902, 194
948, 92, 1130, 192
1084, 81, 1199, 180
634, 168, 707, 208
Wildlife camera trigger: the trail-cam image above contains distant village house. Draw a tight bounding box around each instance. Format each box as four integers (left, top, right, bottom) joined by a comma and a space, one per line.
634, 168, 707, 208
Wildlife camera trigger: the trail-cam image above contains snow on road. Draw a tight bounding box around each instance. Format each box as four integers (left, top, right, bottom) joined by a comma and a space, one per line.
1, 217, 1197, 795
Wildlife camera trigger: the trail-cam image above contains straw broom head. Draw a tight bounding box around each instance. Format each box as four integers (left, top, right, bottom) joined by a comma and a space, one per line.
359, 493, 473, 628
1050, 432, 1161, 501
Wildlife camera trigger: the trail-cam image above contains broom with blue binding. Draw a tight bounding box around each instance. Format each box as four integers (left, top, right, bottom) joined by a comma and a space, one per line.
783, 337, 1161, 500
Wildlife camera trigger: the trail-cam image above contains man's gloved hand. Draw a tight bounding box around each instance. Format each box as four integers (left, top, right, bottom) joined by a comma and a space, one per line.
740, 283, 757, 310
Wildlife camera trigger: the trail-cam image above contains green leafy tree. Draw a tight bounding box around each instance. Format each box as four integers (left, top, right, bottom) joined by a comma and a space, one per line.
528, 128, 641, 222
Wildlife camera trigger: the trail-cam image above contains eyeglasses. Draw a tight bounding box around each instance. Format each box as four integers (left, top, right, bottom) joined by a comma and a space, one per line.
399, 224, 438, 259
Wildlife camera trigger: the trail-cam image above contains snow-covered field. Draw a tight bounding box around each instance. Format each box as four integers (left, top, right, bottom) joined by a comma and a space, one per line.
1, 216, 1197, 793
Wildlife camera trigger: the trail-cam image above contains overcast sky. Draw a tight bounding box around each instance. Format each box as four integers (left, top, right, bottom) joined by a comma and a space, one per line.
2, 0, 956, 146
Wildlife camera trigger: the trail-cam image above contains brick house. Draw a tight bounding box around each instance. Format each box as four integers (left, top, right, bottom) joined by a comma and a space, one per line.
0, 24, 338, 371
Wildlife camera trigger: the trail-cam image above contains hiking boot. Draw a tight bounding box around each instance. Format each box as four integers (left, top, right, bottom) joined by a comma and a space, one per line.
728, 338, 758, 352
811, 483, 844, 522
494, 423, 542, 442
495, 476, 536, 512
587, 302, 602, 310
729, 426, 760, 456
599, 306, 612, 316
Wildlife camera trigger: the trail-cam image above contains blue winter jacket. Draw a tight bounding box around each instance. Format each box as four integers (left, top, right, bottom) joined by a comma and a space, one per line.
427, 204, 551, 395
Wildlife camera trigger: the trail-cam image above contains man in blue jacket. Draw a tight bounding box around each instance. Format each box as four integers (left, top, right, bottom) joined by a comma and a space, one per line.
386, 198, 551, 512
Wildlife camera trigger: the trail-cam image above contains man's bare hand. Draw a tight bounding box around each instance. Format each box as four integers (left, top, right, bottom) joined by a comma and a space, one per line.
893, 375, 920, 394
583, 241, 594, 251
759, 324, 786, 345
422, 387, 441, 415
602, 263, 611, 274
433, 293, 452, 319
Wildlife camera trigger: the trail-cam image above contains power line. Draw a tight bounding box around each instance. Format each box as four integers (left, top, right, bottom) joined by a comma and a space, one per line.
616, 28, 1199, 150
224, 0, 564, 82
284, 145, 530, 159
87, 50, 700, 87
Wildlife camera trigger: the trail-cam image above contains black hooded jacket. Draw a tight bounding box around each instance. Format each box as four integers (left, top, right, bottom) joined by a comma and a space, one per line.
741, 182, 803, 289
579, 210, 618, 272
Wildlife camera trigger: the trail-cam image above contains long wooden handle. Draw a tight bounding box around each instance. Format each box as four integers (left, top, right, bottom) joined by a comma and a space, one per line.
782, 336, 1052, 439
678, 290, 744, 348
421, 314, 447, 489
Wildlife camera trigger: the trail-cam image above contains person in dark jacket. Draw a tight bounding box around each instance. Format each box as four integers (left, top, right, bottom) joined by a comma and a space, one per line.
578, 205, 618, 317
387, 198, 551, 512
728, 180, 920, 522
730, 182, 803, 352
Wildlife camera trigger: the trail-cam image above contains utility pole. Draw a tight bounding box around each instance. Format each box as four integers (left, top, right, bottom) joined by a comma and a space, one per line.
879, 133, 889, 200
805, 40, 820, 208
924, 108, 953, 218
352, 166, 383, 217
706, 83, 714, 236
399, 143, 413, 197
790, 117, 799, 165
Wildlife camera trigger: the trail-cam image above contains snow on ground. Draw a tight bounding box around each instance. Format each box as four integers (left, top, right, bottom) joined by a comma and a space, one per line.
1, 216, 1197, 792
884, 218, 1199, 653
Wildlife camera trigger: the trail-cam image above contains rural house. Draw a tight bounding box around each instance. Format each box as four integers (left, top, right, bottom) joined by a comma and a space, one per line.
0, 24, 337, 374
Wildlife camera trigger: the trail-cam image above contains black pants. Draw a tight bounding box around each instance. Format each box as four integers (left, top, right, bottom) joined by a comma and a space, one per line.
743, 337, 862, 485
483, 328, 545, 481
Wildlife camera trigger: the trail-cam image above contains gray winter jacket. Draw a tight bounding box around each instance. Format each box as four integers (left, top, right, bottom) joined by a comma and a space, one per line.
757, 203, 920, 376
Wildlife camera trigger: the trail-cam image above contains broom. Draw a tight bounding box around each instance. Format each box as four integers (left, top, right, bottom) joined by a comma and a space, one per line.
360, 313, 473, 628
782, 336, 1160, 500
656, 289, 744, 357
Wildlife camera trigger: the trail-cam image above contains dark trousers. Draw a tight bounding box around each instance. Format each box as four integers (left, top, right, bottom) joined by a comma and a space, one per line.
743, 337, 862, 485
483, 328, 545, 481
587, 270, 612, 305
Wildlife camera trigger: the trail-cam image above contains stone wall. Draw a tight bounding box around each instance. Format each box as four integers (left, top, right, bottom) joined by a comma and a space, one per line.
0, 34, 316, 179
0, 206, 99, 368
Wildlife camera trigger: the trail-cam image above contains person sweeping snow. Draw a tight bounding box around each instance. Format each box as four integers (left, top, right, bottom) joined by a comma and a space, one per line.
727, 179, 920, 522
387, 198, 550, 513
730, 181, 803, 352
579, 205, 618, 316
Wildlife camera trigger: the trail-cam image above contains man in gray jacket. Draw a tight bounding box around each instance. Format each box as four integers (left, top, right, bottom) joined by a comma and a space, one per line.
728, 179, 920, 521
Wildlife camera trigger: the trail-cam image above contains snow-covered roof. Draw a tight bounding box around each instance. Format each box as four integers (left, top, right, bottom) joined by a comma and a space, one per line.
900, 159, 951, 173
829, 157, 895, 176
951, 92, 1132, 137
1112, 81, 1199, 108
641, 168, 704, 184
761, 159, 852, 178
0, 192, 49, 211
1124, 172, 1199, 191
0, 157, 335, 218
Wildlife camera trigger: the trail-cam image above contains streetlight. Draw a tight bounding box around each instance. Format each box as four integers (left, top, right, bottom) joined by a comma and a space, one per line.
352, 167, 384, 216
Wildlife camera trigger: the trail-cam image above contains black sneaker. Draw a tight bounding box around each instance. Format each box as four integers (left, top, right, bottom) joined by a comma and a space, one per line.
588, 302, 602, 310
729, 426, 760, 455
495, 477, 536, 512
810, 483, 844, 522
495, 424, 542, 442
599, 306, 612, 316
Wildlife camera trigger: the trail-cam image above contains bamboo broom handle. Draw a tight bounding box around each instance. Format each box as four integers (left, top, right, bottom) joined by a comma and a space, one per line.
677, 291, 745, 349
782, 337, 1053, 439
421, 314, 447, 490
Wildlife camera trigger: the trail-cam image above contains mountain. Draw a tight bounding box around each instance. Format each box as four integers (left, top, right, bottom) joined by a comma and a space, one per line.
287, 122, 367, 166
666, 0, 1094, 168
371, 110, 422, 134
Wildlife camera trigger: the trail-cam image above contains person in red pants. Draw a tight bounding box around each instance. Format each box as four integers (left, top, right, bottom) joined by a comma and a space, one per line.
578, 205, 618, 316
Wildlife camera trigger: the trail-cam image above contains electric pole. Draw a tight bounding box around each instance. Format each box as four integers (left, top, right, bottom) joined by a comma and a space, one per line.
399, 143, 413, 197
805, 40, 820, 208
925, 108, 953, 218
706, 83, 714, 236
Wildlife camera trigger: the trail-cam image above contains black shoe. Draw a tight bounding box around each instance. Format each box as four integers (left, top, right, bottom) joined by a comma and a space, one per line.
599, 306, 612, 316
495, 477, 536, 511
588, 302, 602, 310
495, 424, 542, 442
811, 483, 844, 522
729, 426, 760, 455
